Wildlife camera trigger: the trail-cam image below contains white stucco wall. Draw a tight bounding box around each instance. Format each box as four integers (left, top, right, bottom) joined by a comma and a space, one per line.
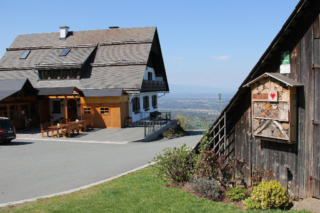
143, 67, 156, 80
49, 99, 65, 122
129, 92, 158, 123
49, 98, 81, 122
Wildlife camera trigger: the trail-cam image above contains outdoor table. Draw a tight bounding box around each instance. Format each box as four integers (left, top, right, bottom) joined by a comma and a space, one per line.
48, 124, 69, 138
67, 120, 87, 132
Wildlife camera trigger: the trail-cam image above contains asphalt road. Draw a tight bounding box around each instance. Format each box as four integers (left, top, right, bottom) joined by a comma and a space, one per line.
0, 131, 203, 204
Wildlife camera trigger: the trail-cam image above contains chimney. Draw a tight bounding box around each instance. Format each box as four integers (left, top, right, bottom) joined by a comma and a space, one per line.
109, 26, 119, 29
59, 26, 69, 39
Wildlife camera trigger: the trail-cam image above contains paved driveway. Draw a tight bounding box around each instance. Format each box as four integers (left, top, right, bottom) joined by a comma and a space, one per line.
0, 131, 203, 204
16, 127, 146, 142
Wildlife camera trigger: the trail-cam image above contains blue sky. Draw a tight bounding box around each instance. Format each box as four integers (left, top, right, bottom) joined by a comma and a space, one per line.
0, 0, 300, 90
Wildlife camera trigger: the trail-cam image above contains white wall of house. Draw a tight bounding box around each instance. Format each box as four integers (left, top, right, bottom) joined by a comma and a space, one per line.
129, 91, 158, 123
143, 67, 156, 80
49, 98, 81, 122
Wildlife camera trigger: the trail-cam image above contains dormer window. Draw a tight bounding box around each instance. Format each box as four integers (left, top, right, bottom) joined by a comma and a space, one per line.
20, 50, 30, 59
39, 69, 79, 80
59, 49, 70, 56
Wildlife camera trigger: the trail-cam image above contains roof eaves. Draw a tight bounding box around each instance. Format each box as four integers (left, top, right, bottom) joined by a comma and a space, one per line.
243, 72, 304, 87
239, 0, 308, 88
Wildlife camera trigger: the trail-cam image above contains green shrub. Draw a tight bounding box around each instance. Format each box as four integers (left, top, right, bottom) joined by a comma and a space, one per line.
243, 197, 260, 209
175, 113, 191, 130
192, 178, 221, 200
243, 180, 290, 210
194, 150, 247, 189
161, 126, 189, 138
225, 187, 246, 201
150, 144, 195, 183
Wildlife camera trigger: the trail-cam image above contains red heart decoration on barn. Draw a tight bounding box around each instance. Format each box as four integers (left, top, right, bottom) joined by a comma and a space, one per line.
270, 93, 276, 99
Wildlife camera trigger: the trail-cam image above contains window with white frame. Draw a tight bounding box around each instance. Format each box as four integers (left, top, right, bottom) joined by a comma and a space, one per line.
132, 97, 140, 112
143, 96, 149, 110
152, 95, 157, 108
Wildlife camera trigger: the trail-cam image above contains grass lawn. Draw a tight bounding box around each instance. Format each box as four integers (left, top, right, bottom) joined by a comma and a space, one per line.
0, 166, 310, 213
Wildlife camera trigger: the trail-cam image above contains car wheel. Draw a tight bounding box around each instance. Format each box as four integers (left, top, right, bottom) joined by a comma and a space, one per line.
4, 139, 12, 144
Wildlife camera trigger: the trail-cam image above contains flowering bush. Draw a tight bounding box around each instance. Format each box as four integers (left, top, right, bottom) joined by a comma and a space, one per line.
194, 149, 247, 188
243, 180, 290, 210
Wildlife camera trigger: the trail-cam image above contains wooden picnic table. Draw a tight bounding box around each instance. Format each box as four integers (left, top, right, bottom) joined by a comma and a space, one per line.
48, 124, 69, 138
67, 120, 87, 132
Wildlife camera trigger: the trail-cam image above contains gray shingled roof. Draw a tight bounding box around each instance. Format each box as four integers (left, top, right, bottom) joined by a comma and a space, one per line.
0, 49, 50, 69
0, 79, 29, 101
0, 27, 163, 91
94, 43, 151, 64
35, 65, 146, 90
37, 47, 96, 67
9, 27, 156, 49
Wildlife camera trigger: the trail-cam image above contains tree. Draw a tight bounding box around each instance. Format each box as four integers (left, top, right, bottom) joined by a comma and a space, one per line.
175, 113, 191, 130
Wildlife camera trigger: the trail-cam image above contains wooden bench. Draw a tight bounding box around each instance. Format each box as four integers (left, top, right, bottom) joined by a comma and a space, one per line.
40, 122, 53, 137
62, 123, 80, 138
85, 118, 94, 130
59, 118, 70, 124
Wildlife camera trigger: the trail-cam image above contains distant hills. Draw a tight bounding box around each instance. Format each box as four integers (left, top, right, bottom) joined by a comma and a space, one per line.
166, 84, 237, 98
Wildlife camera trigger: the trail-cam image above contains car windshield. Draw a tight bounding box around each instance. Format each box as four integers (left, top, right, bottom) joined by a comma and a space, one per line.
0, 120, 13, 129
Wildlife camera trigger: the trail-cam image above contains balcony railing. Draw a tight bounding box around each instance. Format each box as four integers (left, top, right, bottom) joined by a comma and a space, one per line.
141, 80, 167, 92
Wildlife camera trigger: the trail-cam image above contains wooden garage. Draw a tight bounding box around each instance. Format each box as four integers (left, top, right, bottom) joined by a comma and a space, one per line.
80, 89, 129, 128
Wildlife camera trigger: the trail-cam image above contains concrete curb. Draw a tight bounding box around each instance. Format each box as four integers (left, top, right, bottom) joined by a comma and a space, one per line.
0, 162, 155, 208
15, 138, 129, 144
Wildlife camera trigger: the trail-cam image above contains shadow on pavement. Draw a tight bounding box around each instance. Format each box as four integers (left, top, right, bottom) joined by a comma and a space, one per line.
187, 130, 205, 136
132, 129, 205, 143
0, 142, 34, 146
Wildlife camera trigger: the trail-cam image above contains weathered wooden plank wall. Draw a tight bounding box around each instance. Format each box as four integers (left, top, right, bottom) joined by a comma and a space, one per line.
223, 4, 320, 199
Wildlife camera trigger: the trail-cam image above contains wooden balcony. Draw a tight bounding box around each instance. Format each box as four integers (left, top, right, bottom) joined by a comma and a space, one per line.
141, 80, 168, 92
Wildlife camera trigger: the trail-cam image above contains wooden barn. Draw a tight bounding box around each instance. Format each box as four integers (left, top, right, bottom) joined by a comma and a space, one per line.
195, 0, 320, 199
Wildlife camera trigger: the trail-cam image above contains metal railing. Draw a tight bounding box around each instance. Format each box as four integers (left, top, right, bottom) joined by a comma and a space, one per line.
138, 111, 171, 121
141, 80, 167, 91
144, 120, 169, 137
158, 111, 171, 121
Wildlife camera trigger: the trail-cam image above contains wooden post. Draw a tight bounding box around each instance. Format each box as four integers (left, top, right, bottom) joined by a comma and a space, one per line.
65, 96, 68, 119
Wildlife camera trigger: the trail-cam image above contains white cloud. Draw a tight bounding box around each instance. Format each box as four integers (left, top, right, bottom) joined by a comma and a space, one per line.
211, 55, 230, 60
173, 57, 184, 60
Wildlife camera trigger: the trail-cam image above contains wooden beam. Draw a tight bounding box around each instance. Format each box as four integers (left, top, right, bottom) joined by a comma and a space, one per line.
209, 125, 226, 143
65, 96, 68, 119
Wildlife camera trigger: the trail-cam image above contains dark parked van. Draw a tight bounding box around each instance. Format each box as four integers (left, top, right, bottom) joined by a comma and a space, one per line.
0, 117, 16, 144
